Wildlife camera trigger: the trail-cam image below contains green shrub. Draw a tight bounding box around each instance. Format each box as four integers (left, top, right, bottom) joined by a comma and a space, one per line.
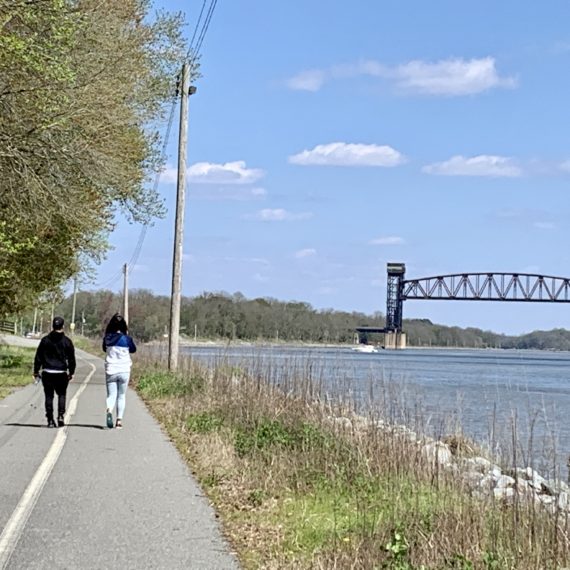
186, 411, 224, 433
0, 354, 24, 369
137, 370, 204, 399
234, 418, 328, 457
383, 528, 411, 570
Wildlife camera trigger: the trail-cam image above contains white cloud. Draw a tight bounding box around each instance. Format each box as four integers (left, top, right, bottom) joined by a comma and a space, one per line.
534, 222, 556, 230
369, 236, 405, 246
192, 187, 267, 201
132, 264, 149, 272
161, 166, 179, 184
247, 208, 313, 222
317, 286, 336, 295
286, 69, 326, 91
560, 160, 570, 172
223, 256, 270, 265
253, 273, 269, 282
286, 57, 516, 96
187, 161, 264, 184
422, 155, 522, 177
496, 209, 523, 219
551, 42, 570, 55
162, 161, 264, 185
248, 257, 270, 265
494, 209, 557, 231
393, 57, 516, 96
289, 142, 405, 167
294, 248, 317, 258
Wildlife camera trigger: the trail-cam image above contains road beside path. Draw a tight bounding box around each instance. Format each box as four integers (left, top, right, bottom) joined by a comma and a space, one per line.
0, 335, 238, 569
0, 335, 40, 349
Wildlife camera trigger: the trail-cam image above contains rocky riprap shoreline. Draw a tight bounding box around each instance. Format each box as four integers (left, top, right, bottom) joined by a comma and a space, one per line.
329, 414, 570, 515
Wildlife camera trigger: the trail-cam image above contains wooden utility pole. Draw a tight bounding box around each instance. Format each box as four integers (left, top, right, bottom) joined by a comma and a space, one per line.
123, 263, 129, 323
70, 277, 78, 335
168, 62, 194, 371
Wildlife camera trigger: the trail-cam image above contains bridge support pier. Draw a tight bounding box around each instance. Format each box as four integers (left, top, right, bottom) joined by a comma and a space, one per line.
384, 331, 406, 350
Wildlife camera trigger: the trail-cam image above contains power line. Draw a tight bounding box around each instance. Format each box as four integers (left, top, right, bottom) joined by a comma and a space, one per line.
96, 1, 220, 285
127, 97, 178, 271
127, 0, 219, 272
187, 0, 208, 58
193, 0, 218, 56
93, 268, 124, 289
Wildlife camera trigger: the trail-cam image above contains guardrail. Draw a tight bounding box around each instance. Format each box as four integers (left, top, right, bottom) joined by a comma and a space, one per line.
0, 320, 17, 335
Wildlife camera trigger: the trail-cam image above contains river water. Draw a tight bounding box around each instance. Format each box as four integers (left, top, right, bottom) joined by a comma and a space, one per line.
181, 345, 570, 478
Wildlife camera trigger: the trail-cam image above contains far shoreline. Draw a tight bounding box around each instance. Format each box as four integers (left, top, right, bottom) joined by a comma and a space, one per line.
146, 338, 570, 353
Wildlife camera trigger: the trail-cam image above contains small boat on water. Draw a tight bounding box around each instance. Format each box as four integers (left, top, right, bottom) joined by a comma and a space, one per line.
351, 344, 378, 354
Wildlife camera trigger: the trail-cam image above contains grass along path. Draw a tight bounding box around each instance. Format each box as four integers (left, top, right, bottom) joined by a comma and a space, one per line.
134, 354, 570, 570
0, 335, 98, 401
0, 345, 34, 399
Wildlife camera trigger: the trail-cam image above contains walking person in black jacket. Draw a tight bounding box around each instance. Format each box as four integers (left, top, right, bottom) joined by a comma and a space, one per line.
33, 316, 76, 428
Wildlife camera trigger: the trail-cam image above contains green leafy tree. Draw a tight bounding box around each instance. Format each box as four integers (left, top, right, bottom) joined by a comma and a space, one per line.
0, 0, 186, 314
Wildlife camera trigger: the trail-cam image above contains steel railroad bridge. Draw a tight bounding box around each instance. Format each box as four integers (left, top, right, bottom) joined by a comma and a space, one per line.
356, 263, 570, 349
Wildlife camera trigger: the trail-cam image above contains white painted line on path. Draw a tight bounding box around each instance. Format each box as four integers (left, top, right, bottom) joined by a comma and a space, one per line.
0, 360, 96, 569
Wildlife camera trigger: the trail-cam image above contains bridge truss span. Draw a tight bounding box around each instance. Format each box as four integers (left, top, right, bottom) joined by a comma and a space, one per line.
401, 273, 570, 303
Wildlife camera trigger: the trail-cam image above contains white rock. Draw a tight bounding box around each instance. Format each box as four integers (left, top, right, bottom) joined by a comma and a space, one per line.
405, 430, 418, 442
351, 415, 369, 431
461, 457, 492, 473
510, 467, 531, 479
479, 475, 496, 491
515, 479, 532, 494
545, 479, 570, 495
330, 416, 352, 430
509, 467, 547, 490
371, 419, 387, 430
521, 467, 547, 487
422, 441, 453, 466
461, 471, 484, 489
495, 475, 516, 489
494, 487, 515, 501
558, 492, 569, 511
490, 465, 502, 478
444, 462, 460, 476
528, 476, 547, 493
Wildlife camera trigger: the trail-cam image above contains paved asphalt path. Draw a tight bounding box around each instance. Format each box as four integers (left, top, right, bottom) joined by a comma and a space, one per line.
0, 336, 238, 569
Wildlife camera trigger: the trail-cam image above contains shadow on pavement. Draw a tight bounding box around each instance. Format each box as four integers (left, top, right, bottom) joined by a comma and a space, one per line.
4, 423, 105, 430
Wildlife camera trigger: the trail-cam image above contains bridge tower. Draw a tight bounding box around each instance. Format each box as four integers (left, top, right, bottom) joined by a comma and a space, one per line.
385, 262, 406, 349
386, 263, 405, 331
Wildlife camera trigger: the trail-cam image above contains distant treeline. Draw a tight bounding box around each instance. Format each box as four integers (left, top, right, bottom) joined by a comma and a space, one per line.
404, 320, 570, 350
28, 289, 570, 351
52, 290, 384, 343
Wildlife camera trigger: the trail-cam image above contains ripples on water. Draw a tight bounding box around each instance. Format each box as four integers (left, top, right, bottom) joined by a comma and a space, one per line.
181, 345, 570, 478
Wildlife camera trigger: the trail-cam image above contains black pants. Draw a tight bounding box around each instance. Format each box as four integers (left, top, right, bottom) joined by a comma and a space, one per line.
42, 372, 69, 420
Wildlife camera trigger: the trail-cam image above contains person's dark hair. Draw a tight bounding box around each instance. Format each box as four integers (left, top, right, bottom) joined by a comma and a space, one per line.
52, 316, 64, 331
105, 313, 128, 335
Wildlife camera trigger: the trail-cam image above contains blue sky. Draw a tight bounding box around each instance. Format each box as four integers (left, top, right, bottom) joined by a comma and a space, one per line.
91, 1, 570, 335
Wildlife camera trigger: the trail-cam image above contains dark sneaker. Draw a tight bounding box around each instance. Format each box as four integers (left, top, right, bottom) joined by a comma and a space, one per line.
106, 411, 114, 429
47, 417, 56, 428
57, 416, 65, 427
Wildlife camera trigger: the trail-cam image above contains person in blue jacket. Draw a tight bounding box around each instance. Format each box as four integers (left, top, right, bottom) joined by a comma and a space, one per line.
102, 313, 136, 429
